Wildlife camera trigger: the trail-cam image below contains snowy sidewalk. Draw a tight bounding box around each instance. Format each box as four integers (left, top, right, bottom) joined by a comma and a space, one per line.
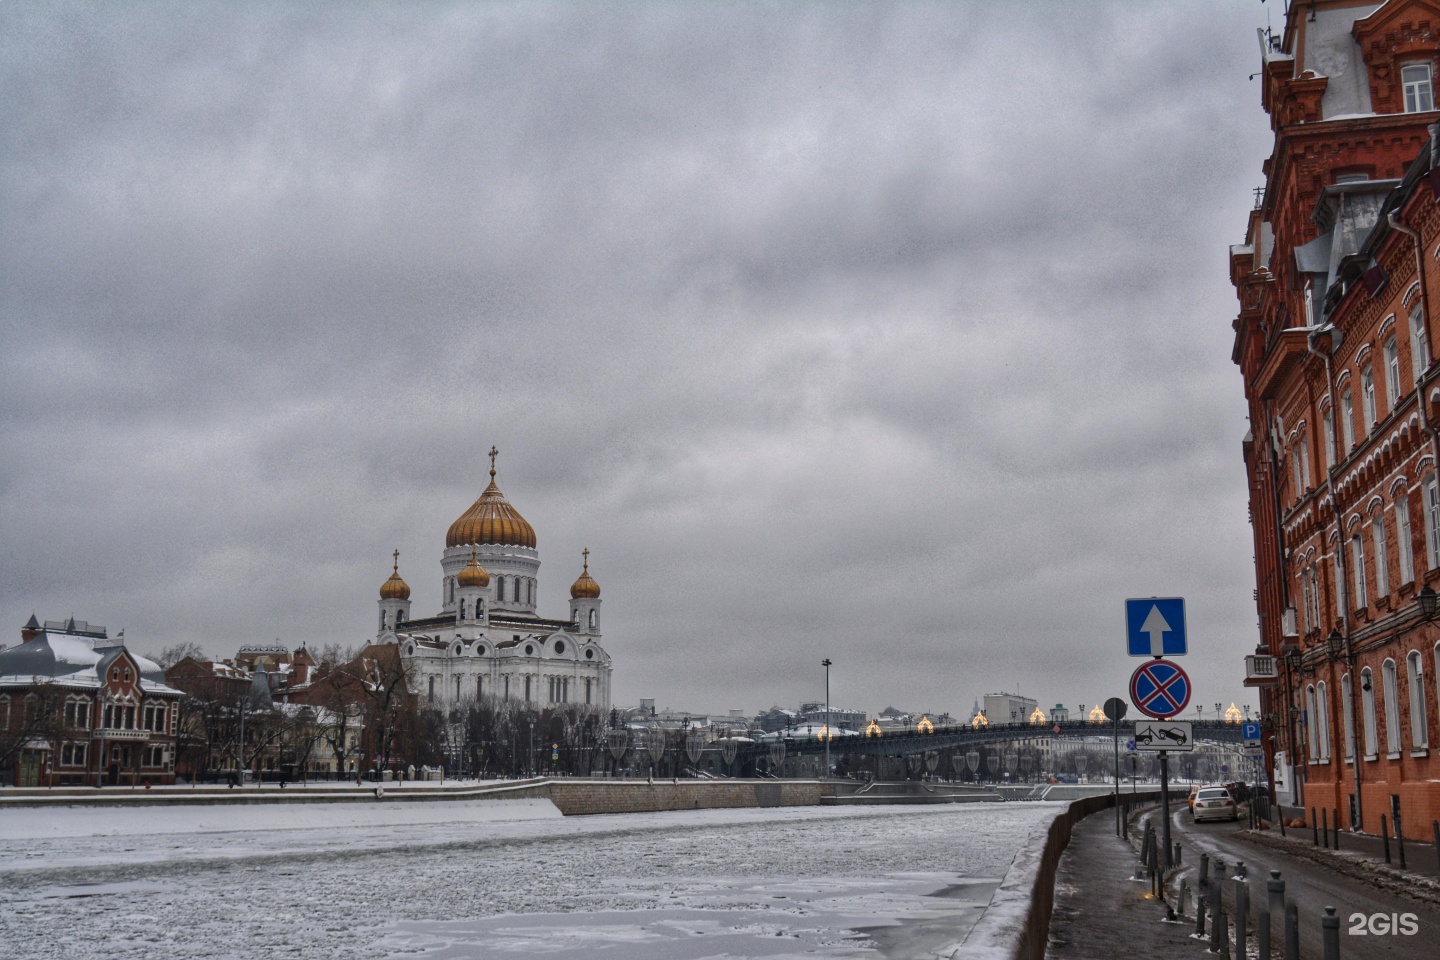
1045, 808, 1197, 960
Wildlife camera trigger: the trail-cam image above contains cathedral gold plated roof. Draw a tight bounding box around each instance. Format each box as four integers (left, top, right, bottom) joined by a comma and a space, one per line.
569, 548, 600, 599
379, 550, 411, 600
446, 450, 537, 549
457, 548, 491, 588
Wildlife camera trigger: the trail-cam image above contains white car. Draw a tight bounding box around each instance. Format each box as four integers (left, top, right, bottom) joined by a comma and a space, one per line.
1192, 785, 1238, 823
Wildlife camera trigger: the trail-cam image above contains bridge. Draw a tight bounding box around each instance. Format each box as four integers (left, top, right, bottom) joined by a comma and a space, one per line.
775, 718, 1246, 758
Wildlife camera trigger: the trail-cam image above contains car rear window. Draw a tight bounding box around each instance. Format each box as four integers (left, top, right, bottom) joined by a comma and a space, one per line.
1197, 789, 1229, 799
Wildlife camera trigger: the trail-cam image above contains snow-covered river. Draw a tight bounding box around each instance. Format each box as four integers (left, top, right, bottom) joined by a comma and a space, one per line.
0, 798, 1062, 959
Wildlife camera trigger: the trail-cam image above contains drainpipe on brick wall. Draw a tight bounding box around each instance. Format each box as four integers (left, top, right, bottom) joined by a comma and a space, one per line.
1387, 209, 1440, 473
1307, 328, 1361, 828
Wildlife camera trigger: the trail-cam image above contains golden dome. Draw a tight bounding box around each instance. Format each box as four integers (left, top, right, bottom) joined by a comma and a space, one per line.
380, 551, 410, 601
570, 548, 600, 599
457, 549, 490, 589
445, 449, 536, 549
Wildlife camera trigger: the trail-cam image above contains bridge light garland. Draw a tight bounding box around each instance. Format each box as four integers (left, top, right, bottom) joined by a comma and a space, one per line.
1088, 704, 1106, 723
865, 720, 883, 738
971, 712, 989, 729
916, 716, 934, 734
1029, 707, 1047, 725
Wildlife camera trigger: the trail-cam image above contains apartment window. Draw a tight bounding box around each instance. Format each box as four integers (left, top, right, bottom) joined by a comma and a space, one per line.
60, 742, 87, 767
1407, 650, 1429, 748
1402, 62, 1435, 113
142, 745, 166, 768
1383, 659, 1402, 755
1305, 685, 1320, 761
1361, 366, 1377, 427
143, 704, 166, 732
1426, 475, 1440, 570
1398, 494, 1416, 582
1341, 389, 1356, 449
1335, 554, 1348, 617
1373, 517, 1390, 596
1342, 673, 1356, 760
1351, 534, 1368, 609
1298, 437, 1310, 489
1309, 565, 1322, 630
64, 700, 90, 729
1412, 305, 1429, 384
1323, 410, 1335, 468
1299, 572, 1312, 634
1385, 337, 1401, 407
1317, 680, 1331, 760
1293, 450, 1304, 497
1361, 667, 1378, 757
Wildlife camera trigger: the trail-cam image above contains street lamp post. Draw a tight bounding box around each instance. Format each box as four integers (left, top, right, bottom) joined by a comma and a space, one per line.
821, 658, 832, 780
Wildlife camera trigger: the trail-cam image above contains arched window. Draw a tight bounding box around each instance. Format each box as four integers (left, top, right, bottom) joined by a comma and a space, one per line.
396, 610, 404, 626
1425, 475, 1440, 571
1398, 493, 1416, 583
1342, 672, 1356, 760
458, 600, 466, 621
1316, 680, 1331, 760
476, 676, 483, 700
585, 678, 593, 705
446, 578, 455, 604
1382, 658, 1401, 755
1407, 650, 1428, 749
428, 676, 436, 703
588, 609, 597, 630
1412, 304, 1430, 384
1361, 667, 1378, 757
1323, 409, 1335, 468
1350, 535, 1368, 609
496, 576, 505, 602
1361, 366, 1377, 428
1385, 337, 1401, 408
524, 675, 532, 701
1305, 685, 1319, 761
1341, 388, 1356, 450
1372, 516, 1390, 597
380, 610, 387, 631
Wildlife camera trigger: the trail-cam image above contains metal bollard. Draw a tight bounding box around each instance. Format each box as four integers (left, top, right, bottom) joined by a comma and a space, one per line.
1173, 841, 1181, 867
1236, 860, 1247, 879
1195, 894, 1208, 936
1210, 896, 1222, 951
1179, 879, 1190, 918
1381, 814, 1392, 864
1199, 853, 1210, 890
1235, 878, 1249, 958
1257, 906, 1271, 960
1322, 905, 1340, 960
1333, 808, 1341, 850
1267, 869, 1285, 919
1284, 902, 1299, 960
1312, 807, 1320, 846
1322, 807, 1329, 848
1217, 909, 1231, 960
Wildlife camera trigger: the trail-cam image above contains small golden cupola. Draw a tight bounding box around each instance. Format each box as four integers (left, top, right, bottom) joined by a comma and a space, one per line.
380, 551, 411, 601
457, 548, 490, 589
570, 548, 600, 599
446, 448, 537, 549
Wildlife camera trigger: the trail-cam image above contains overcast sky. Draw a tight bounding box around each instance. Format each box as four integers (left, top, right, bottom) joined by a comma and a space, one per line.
1, 1, 1277, 719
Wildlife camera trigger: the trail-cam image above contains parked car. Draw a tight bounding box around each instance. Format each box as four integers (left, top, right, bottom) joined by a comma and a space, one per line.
1192, 785, 1239, 822
1187, 784, 1202, 809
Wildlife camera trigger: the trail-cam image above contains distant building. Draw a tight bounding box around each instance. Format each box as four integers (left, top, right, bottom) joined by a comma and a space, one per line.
0, 615, 182, 787
984, 692, 1038, 725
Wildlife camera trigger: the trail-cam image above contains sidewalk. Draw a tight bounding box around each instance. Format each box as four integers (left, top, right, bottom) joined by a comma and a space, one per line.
1264, 816, 1440, 879
1046, 806, 1194, 960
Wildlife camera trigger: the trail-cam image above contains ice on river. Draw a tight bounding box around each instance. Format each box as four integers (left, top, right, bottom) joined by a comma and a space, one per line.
0, 798, 1063, 959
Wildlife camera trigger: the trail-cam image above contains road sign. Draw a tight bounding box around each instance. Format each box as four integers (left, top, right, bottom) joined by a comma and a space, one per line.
1129, 659, 1192, 719
1133, 719, 1194, 752
1125, 739, 1136, 752
1242, 721, 1262, 742
1103, 697, 1128, 722
1245, 744, 1264, 757
1125, 597, 1187, 657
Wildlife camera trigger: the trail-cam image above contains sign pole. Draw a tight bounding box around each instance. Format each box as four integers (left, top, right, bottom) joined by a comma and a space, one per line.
1113, 715, 1121, 835
1160, 750, 1171, 871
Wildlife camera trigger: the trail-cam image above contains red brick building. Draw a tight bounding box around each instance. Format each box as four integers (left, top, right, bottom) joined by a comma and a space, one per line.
1233, 0, 1440, 834
0, 616, 182, 786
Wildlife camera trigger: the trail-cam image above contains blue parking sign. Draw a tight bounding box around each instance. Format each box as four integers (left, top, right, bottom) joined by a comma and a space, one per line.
1242, 722, 1261, 741
1125, 597, 1187, 657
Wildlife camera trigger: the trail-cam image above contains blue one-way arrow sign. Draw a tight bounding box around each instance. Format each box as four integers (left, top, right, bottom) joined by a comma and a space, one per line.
1125, 597, 1187, 657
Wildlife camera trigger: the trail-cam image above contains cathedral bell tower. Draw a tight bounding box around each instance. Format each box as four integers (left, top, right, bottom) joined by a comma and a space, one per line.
569, 549, 601, 636
455, 548, 491, 627
378, 550, 412, 637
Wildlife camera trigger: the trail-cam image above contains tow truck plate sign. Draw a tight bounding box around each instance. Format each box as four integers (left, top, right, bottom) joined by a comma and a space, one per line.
1133, 719, 1194, 752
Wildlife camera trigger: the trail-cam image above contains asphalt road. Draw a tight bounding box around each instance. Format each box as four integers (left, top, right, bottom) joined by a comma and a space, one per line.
1169, 804, 1440, 959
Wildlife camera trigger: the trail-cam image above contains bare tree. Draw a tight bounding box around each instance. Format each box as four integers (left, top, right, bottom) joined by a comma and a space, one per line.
0, 682, 67, 778
150, 642, 206, 670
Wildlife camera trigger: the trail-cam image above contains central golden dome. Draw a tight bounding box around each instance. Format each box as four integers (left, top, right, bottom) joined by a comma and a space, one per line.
446, 454, 536, 549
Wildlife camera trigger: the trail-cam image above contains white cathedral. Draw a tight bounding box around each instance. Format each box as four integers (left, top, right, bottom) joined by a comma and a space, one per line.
374, 450, 612, 713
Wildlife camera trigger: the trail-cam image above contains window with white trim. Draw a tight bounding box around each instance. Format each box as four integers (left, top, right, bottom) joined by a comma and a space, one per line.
1351, 534, 1368, 608
1305, 685, 1319, 761
1407, 650, 1429, 748
1385, 337, 1401, 408
1335, 554, 1347, 617
1412, 305, 1429, 384
1309, 565, 1322, 630
1383, 658, 1402, 755
1299, 571, 1312, 634
1299, 437, 1310, 489
1403, 62, 1435, 113
1317, 680, 1331, 760
1398, 494, 1416, 583
1426, 475, 1440, 570
60, 742, 87, 766
64, 699, 90, 729
1341, 389, 1356, 449
1342, 672, 1356, 760
1373, 516, 1390, 596
1361, 666, 1378, 756
1362, 366, 1377, 427
1323, 410, 1335, 468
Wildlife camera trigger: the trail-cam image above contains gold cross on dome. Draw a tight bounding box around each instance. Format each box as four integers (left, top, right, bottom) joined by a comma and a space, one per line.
582, 547, 589, 571
488, 446, 498, 478
392, 549, 399, 573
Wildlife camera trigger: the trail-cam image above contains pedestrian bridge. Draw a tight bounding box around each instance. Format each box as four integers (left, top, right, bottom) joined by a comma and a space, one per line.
773, 718, 1246, 758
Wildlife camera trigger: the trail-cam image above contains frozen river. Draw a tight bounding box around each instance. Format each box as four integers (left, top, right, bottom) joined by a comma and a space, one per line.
0, 798, 1063, 959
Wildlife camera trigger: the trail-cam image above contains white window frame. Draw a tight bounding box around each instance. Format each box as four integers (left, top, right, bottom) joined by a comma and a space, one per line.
1305, 685, 1320, 761
1361, 366, 1377, 428
1385, 336, 1401, 407
1373, 516, 1390, 597
1341, 389, 1356, 450
1382, 658, 1402, 756
1426, 475, 1440, 570
1412, 305, 1429, 384
1398, 495, 1416, 583
1299, 437, 1310, 488
1335, 553, 1347, 617
1407, 650, 1429, 749
1351, 533, 1368, 609
1342, 672, 1356, 760
1317, 679, 1331, 760
1361, 666, 1379, 757
1323, 409, 1335, 468
1403, 61, 1435, 113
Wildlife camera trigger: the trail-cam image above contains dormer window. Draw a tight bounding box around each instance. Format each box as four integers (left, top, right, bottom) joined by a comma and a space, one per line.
1403, 63, 1434, 113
